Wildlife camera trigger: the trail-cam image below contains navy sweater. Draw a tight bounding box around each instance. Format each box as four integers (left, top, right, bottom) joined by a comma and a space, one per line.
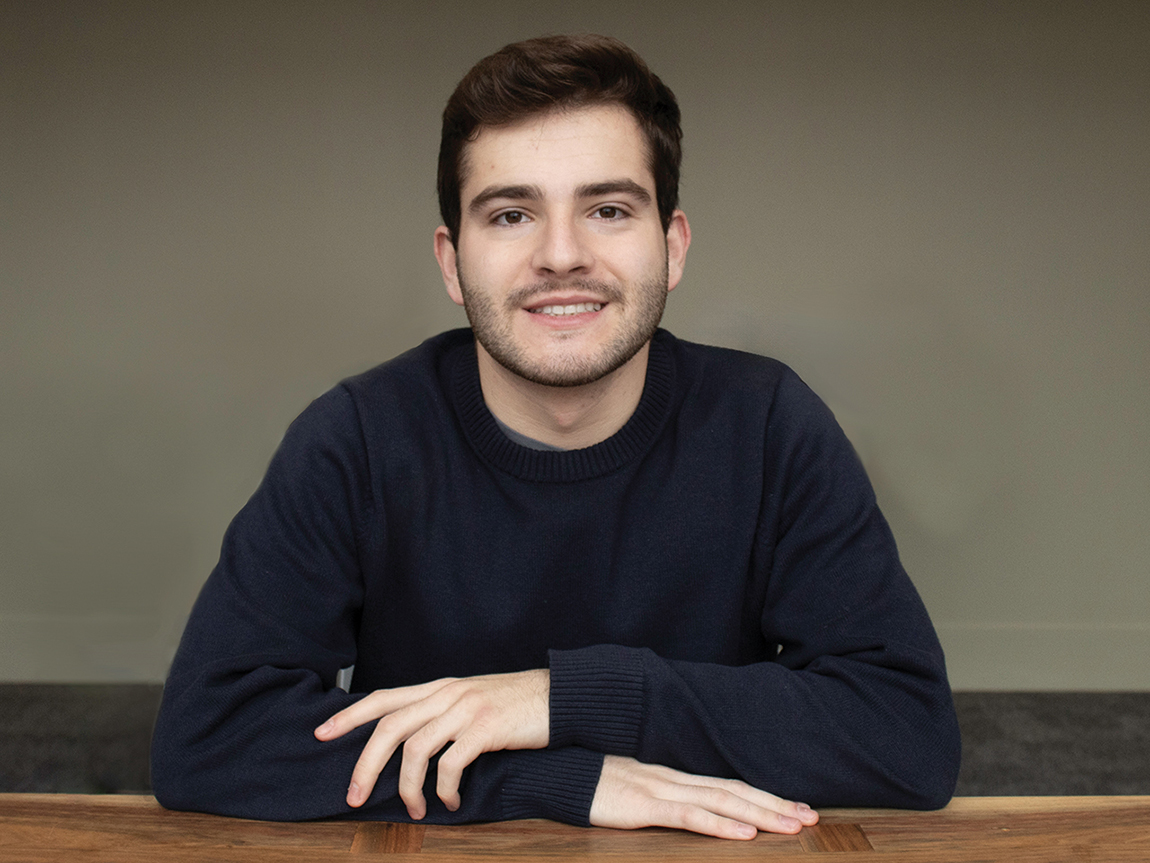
151, 328, 960, 824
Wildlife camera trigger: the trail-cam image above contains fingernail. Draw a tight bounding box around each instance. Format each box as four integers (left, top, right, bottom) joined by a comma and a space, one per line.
779, 815, 801, 831
347, 781, 361, 805
316, 719, 333, 736
797, 802, 814, 816
735, 822, 756, 839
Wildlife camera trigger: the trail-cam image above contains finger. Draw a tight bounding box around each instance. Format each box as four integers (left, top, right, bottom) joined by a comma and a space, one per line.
662, 782, 814, 833
686, 784, 805, 834
316, 679, 455, 740
345, 726, 403, 807
434, 731, 488, 811
794, 801, 819, 825
652, 798, 760, 840
723, 782, 817, 826
396, 706, 472, 818
397, 740, 429, 819
345, 701, 454, 808
657, 769, 818, 827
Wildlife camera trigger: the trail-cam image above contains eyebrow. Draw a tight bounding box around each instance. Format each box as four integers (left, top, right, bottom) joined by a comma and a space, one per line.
466, 179, 653, 215
467, 184, 543, 214
574, 180, 652, 205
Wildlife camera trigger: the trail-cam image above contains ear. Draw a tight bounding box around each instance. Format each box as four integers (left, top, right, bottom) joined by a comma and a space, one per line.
434, 225, 464, 306
665, 209, 691, 292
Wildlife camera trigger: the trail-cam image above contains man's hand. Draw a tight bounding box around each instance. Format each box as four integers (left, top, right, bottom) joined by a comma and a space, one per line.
314, 669, 549, 818
589, 755, 819, 840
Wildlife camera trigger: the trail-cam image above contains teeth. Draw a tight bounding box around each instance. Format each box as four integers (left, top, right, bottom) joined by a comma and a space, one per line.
533, 302, 603, 316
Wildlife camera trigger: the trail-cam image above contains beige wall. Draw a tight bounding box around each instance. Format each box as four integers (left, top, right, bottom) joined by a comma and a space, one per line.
2, 1, 1147, 687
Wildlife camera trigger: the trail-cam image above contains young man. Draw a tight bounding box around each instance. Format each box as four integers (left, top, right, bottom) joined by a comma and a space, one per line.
151, 35, 961, 840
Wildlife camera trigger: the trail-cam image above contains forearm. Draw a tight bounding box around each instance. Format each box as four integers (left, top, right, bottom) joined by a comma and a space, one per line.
549, 639, 960, 810
152, 658, 373, 820
152, 564, 600, 823
153, 655, 604, 822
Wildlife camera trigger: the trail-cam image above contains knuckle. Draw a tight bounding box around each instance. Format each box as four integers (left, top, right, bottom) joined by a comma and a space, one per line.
448, 733, 486, 766
456, 689, 490, 716
658, 799, 696, 827
397, 765, 420, 791
441, 678, 469, 698
698, 785, 734, 807
436, 764, 460, 796
399, 785, 422, 811
402, 732, 436, 761
373, 712, 405, 737
359, 731, 394, 764
678, 804, 718, 833
437, 741, 469, 770
398, 761, 427, 795
435, 756, 461, 784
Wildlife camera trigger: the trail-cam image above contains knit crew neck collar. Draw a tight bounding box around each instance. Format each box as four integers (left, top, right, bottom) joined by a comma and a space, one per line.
451, 330, 676, 482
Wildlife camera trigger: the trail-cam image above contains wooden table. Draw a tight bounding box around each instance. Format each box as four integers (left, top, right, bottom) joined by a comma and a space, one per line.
2, 795, 1148, 862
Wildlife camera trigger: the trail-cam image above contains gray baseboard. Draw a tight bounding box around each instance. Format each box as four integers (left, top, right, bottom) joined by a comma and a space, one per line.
0, 684, 161, 794
952, 691, 1150, 795
1, 686, 1147, 796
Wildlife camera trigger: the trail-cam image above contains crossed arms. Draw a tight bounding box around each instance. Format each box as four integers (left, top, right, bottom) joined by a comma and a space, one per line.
314, 669, 818, 840
150, 356, 960, 834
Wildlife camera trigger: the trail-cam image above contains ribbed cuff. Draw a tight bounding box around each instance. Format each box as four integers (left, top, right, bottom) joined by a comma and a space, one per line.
548, 645, 645, 756
501, 746, 604, 825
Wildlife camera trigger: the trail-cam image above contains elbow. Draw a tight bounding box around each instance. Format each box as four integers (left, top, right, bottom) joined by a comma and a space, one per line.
150, 736, 251, 817
149, 698, 225, 814
150, 765, 188, 813
923, 734, 962, 810
890, 714, 962, 810
149, 731, 200, 813
901, 768, 958, 811
882, 659, 963, 810
150, 772, 190, 813
840, 686, 962, 810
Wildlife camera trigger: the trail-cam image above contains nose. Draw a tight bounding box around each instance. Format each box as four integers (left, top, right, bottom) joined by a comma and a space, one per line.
531, 214, 593, 277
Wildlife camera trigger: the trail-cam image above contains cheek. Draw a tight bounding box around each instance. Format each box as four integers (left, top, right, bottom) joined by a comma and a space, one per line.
612, 237, 667, 278
460, 239, 521, 283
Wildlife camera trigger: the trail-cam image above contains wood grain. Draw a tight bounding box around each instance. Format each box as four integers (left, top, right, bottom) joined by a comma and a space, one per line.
420, 819, 806, 857
818, 796, 1150, 862
352, 821, 425, 852
1, 795, 1148, 862
0, 794, 358, 852
797, 822, 873, 852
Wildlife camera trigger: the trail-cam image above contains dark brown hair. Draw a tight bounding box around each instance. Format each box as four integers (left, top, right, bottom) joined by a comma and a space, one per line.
437, 34, 682, 245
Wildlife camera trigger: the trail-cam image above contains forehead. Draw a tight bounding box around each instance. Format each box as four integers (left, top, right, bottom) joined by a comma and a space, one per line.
459, 104, 653, 199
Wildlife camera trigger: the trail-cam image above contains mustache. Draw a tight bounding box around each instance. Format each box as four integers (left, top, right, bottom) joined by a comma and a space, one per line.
505, 279, 625, 308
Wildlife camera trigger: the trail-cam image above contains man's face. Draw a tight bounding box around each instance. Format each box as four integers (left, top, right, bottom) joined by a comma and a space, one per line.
435, 104, 689, 388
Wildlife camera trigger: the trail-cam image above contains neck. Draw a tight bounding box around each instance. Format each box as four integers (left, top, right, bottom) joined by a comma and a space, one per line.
475, 341, 650, 450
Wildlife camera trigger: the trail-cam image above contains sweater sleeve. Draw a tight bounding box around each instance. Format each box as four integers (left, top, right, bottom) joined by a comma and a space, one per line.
150, 386, 604, 823
547, 370, 961, 810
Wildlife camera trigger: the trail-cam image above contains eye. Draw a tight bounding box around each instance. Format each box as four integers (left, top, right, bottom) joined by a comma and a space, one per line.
493, 210, 529, 226
594, 206, 625, 220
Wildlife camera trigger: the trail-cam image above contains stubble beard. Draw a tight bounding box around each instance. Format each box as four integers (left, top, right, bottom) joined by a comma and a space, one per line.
458, 263, 669, 388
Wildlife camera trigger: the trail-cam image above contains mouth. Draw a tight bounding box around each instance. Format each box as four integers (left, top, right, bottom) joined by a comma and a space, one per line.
527, 301, 604, 317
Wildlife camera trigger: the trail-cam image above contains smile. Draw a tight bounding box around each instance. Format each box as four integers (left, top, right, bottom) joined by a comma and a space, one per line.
529, 302, 603, 316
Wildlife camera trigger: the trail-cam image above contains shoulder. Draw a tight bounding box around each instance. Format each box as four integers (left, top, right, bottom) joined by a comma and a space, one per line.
658, 330, 858, 477
659, 330, 789, 383
305, 328, 470, 435
657, 330, 825, 426
275, 329, 472, 464
340, 328, 472, 406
